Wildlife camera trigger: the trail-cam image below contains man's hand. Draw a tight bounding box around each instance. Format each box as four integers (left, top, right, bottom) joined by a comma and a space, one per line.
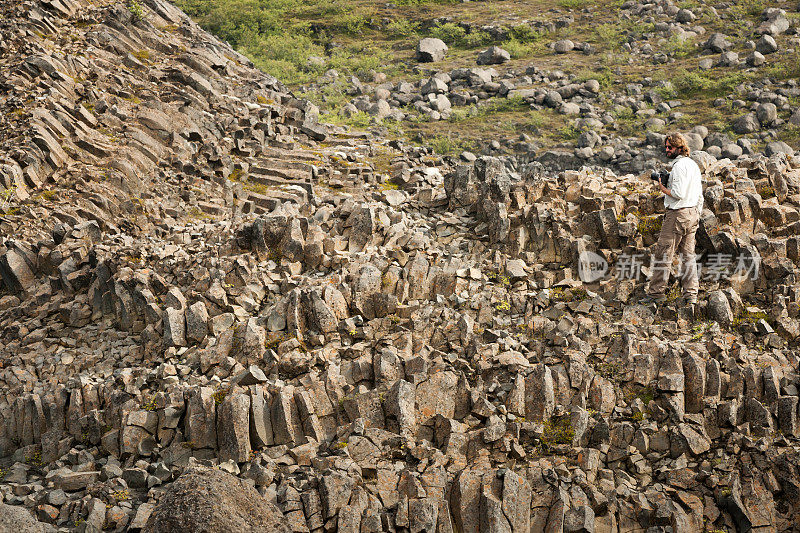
658, 181, 674, 199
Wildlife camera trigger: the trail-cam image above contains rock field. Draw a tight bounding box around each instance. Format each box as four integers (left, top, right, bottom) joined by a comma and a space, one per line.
1, 0, 800, 532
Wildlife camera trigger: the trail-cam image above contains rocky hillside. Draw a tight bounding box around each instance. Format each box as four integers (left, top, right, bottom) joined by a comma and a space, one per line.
0, 1, 799, 533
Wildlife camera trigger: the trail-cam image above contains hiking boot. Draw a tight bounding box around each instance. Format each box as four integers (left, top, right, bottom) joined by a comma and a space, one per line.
640, 294, 666, 305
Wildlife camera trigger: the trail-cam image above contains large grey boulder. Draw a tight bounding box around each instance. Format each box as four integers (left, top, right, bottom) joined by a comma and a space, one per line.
756, 102, 777, 126
0, 504, 52, 532
416, 38, 448, 62
704, 33, 731, 52
477, 46, 511, 65
732, 113, 759, 134
755, 34, 778, 54
144, 466, 290, 533
765, 141, 794, 156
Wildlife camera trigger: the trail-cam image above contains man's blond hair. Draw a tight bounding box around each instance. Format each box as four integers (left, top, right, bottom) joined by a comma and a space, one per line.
665, 133, 690, 157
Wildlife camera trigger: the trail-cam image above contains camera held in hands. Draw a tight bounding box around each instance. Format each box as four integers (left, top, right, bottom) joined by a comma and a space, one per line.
651, 168, 670, 187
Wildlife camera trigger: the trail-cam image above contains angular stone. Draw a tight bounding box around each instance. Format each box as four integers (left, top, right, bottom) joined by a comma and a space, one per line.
417, 38, 448, 63
525, 364, 554, 423
477, 46, 510, 65
216, 392, 251, 463
0, 249, 35, 293
502, 471, 531, 532
185, 301, 209, 344
184, 387, 217, 450
56, 470, 100, 491
163, 307, 186, 347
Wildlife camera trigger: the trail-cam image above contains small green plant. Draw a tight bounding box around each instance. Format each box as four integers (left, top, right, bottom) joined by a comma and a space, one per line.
558, 0, 591, 9
25, 451, 43, 468
387, 18, 419, 39
757, 185, 775, 199
691, 321, 711, 340
495, 300, 511, 312
0, 466, 6, 481
540, 416, 575, 450
142, 396, 158, 412
429, 22, 490, 49
111, 489, 130, 501
666, 285, 681, 303
632, 411, 645, 422
637, 215, 662, 235
596, 361, 622, 380
128, 0, 144, 22
213, 388, 228, 405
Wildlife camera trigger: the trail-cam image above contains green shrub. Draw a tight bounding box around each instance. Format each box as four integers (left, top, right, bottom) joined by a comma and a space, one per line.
662, 35, 695, 58
575, 67, 613, 89
336, 12, 370, 35
540, 416, 575, 449
324, 110, 372, 129
671, 69, 747, 98
427, 134, 476, 154
429, 22, 490, 49
507, 25, 544, 43
502, 37, 545, 59
558, 123, 581, 141
387, 18, 419, 39
558, 0, 591, 9
128, 0, 144, 21
393, 0, 457, 5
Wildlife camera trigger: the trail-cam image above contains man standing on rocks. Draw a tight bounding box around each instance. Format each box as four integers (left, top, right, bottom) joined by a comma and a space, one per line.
641, 133, 703, 308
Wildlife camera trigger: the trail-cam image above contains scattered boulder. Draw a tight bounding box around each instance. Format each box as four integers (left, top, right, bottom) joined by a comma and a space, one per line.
477, 46, 511, 65
143, 466, 291, 533
416, 38, 448, 62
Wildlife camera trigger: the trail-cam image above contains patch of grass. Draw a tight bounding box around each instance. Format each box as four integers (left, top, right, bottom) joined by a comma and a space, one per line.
132, 49, 150, 62
558, 123, 581, 141
426, 133, 477, 155
429, 22, 491, 49
387, 18, 419, 39
558, 0, 591, 8
670, 69, 748, 99
323, 110, 372, 129
596, 361, 622, 380
662, 35, 696, 59
502, 37, 547, 59
575, 67, 613, 90
637, 214, 662, 235
393, 0, 458, 4
540, 416, 575, 450
592, 21, 655, 51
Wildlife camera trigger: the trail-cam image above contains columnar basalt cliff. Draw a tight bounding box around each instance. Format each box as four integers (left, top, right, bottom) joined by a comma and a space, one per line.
1, 1, 800, 533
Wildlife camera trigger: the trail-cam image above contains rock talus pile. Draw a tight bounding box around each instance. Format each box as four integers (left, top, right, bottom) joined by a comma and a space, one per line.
0, 0, 799, 533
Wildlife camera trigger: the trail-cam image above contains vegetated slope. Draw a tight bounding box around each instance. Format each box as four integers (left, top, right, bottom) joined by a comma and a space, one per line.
0, 1, 800, 533
179, 0, 800, 163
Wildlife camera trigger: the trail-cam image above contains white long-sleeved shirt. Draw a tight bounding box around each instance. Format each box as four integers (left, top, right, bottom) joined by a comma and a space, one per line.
665, 155, 703, 212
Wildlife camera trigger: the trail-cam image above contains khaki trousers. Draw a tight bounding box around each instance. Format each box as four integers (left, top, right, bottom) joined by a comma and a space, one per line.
647, 207, 700, 298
